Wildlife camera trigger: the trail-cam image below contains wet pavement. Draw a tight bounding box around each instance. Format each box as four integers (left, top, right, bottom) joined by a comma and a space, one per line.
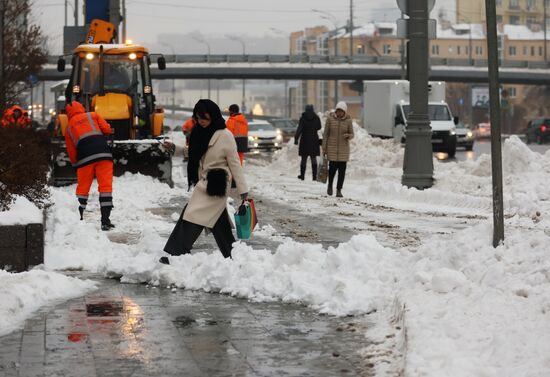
0, 276, 371, 377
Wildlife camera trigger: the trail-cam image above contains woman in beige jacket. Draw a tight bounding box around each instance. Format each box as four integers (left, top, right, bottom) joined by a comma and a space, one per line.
162, 99, 248, 263
322, 101, 354, 197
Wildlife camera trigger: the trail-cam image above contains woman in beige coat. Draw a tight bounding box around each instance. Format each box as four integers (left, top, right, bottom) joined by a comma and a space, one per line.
322, 101, 354, 197
162, 99, 248, 263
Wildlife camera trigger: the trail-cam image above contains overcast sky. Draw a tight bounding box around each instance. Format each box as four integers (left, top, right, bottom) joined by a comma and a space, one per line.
33, 0, 455, 54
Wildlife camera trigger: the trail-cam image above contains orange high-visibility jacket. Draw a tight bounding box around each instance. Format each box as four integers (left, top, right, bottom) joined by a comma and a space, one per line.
226, 113, 248, 138
65, 101, 113, 168
182, 118, 196, 135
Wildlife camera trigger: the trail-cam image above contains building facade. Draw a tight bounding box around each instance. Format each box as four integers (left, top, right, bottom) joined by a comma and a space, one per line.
457, 0, 550, 25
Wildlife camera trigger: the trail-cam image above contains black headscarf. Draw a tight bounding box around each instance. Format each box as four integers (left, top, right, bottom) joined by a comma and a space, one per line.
187, 99, 226, 189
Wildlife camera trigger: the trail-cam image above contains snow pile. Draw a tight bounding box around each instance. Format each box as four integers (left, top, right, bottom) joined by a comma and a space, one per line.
120, 235, 400, 316
402, 217, 550, 377
0, 195, 43, 225
46, 174, 179, 272
0, 269, 96, 336
435, 136, 550, 215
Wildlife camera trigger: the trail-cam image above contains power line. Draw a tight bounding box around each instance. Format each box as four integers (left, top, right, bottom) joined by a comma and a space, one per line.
126, 11, 317, 24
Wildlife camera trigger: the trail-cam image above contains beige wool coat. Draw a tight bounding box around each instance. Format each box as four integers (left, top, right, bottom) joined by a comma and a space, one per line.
183, 129, 248, 228
322, 113, 354, 162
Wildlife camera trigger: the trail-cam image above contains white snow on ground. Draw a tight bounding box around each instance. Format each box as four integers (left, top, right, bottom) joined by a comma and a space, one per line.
0, 269, 96, 336
0, 195, 43, 225
32, 123, 550, 376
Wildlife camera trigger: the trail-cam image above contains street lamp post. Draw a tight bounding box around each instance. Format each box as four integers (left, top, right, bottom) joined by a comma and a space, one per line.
312, 9, 340, 107
192, 34, 211, 99
227, 35, 246, 112
270, 27, 291, 117
160, 42, 176, 116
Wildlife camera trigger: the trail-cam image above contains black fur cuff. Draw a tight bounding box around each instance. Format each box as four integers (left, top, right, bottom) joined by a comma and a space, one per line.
206, 169, 228, 197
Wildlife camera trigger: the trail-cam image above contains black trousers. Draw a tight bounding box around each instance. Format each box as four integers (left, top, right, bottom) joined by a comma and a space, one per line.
300, 155, 318, 179
328, 161, 347, 190
168, 209, 235, 258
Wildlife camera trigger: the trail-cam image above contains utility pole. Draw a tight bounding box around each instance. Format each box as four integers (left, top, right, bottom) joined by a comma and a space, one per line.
0, 0, 4, 113
544, 0, 547, 63
65, 0, 68, 26
401, 0, 434, 189
400, 11, 406, 79
485, 0, 505, 246
122, 0, 126, 42
349, 0, 354, 58
74, 0, 78, 26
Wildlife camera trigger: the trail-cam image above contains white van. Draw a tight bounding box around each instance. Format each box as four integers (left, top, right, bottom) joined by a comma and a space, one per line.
363, 80, 457, 157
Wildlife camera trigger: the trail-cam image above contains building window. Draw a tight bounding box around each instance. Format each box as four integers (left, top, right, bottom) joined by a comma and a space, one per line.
509, 0, 519, 9
509, 46, 517, 56
523, 46, 527, 55
526, 0, 535, 10
497, 15, 503, 23
383, 44, 391, 55
316, 36, 329, 55
475, 46, 483, 55
540, 46, 544, 56
508, 87, 517, 97
457, 45, 461, 55
465, 46, 469, 55
357, 44, 366, 55
431, 44, 440, 55
496, 0, 502, 5
509, 15, 520, 24
532, 46, 535, 56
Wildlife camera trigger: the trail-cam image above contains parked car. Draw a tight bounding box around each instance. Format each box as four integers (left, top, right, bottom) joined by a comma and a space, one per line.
268, 118, 297, 143
474, 122, 491, 139
525, 118, 550, 144
247, 120, 283, 151
455, 121, 475, 150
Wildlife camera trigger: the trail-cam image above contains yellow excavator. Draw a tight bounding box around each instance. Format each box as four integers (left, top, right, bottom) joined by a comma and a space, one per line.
52, 19, 174, 186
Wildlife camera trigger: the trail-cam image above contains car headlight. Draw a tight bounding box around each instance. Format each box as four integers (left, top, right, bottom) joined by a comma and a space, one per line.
276, 134, 283, 141
276, 129, 282, 135
467, 131, 473, 138
248, 136, 255, 141
450, 128, 456, 136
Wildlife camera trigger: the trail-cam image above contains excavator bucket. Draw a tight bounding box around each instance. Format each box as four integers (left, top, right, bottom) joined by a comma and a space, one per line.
50, 138, 174, 187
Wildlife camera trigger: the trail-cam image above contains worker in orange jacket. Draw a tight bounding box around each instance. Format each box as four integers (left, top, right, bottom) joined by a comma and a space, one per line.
1, 106, 26, 128
182, 117, 196, 146
65, 101, 115, 231
225, 104, 248, 165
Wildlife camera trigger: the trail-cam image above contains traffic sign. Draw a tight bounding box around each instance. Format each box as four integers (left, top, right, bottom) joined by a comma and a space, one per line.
396, 0, 436, 15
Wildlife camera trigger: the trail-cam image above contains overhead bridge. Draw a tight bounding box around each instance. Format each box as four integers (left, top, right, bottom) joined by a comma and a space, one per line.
38, 54, 550, 85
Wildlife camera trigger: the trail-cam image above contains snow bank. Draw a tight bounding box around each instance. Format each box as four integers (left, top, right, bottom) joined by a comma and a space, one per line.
403, 216, 550, 377
114, 234, 401, 316
0, 269, 95, 336
0, 196, 43, 225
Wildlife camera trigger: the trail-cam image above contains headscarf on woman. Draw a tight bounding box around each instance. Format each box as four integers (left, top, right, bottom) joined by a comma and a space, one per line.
187, 99, 226, 189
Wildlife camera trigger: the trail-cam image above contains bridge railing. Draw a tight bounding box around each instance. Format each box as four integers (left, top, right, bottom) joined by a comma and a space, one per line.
46, 54, 550, 69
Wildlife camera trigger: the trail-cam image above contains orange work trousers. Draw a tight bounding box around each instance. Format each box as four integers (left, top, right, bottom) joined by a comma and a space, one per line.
238, 152, 244, 165
76, 160, 113, 196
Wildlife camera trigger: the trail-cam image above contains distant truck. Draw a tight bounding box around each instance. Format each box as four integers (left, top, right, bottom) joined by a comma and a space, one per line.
363, 80, 457, 157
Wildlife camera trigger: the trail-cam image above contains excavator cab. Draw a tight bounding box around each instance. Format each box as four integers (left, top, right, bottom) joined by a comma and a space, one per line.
52, 26, 172, 186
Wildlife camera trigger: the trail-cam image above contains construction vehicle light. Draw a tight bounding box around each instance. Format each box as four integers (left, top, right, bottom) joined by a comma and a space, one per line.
72, 85, 80, 93
85, 53, 94, 60
129, 53, 137, 60
125, 39, 133, 45
144, 85, 152, 94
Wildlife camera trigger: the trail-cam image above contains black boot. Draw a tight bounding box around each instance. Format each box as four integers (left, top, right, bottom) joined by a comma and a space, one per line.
298, 165, 305, 180
100, 206, 115, 231
327, 185, 333, 196
159, 256, 170, 265
78, 207, 84, 220
336, 189, 343, 198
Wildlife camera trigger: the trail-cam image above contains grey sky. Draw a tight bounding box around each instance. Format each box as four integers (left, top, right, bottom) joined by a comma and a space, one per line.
33, 0, 455, 54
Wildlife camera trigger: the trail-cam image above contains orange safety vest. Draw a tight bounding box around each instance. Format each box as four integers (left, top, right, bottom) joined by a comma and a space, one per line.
226, 113, 248, 138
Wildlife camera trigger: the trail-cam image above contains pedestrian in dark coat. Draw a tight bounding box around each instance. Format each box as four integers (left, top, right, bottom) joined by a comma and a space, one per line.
294, 104, 321, 180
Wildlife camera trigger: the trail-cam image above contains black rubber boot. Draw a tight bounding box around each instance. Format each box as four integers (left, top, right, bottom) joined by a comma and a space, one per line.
100, 207, 115, 231
78, 207, 84, 220
298, 165, 305, 180
336, 189, 343, 198
327, 185, 333, 196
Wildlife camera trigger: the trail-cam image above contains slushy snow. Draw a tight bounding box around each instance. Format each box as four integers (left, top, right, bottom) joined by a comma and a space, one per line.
2, 120, 549, 376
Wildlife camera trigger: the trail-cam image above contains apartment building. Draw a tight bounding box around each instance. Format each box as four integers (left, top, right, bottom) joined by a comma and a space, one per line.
457, 0, 550, 25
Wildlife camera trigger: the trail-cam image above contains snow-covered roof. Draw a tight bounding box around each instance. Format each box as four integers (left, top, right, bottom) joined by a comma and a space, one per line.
502, 24, 548, 40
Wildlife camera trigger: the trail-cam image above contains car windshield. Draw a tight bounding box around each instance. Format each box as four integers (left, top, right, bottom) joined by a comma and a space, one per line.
402, 104, 452, 121
249, 123, 275, 131
79, 55, 143, 95
456, 122, 467, 129
270, 119, 295, 130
